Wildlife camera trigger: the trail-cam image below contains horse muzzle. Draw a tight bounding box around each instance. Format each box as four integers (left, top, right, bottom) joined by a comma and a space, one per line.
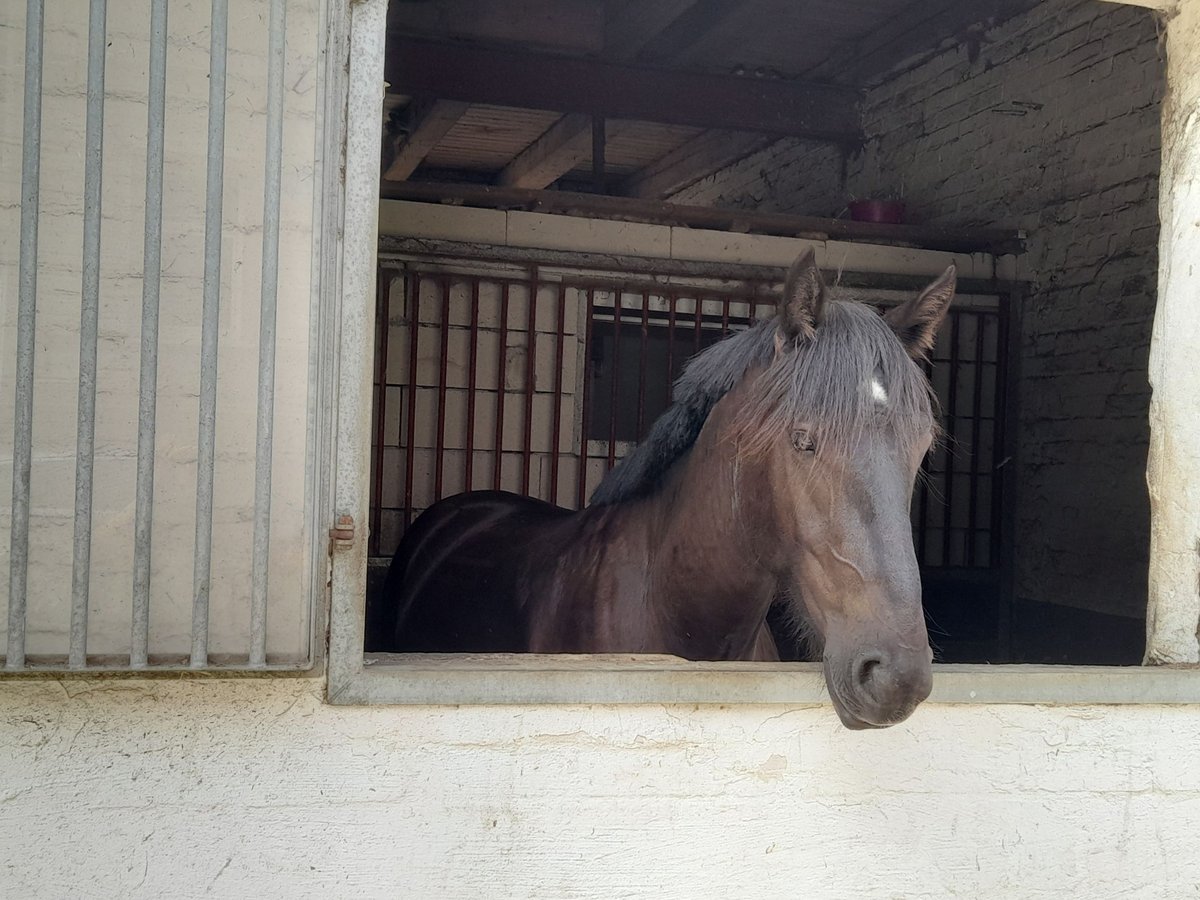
823, 644, 933, 730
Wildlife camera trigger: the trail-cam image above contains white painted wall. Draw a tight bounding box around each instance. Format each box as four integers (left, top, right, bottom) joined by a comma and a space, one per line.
3, 678, 1200, 899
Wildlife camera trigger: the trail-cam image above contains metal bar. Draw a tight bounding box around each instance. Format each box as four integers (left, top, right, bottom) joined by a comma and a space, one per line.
521, 272, 538, 494
637, 291, 648, 438
464, 279, 480, 490
607, 291, 621, 471
434, 277, 450, 501
131, 0, 169, 668
721, 297, 730, 337
191, 0, 229, 669
68, 0, 108, 669
941, 311, 961, 566
916, 355, 933, 565
493, 283, 510, 491
370, 269, 391, 558
666, 292, 677, 401
966, 311, 987, 567
8, 0, 45, 671
549, 283, 566, 504
996, 287, 1022, 663
248, 0, 287, 668
404, 274, 421, 526
692, 294, 703, 354
577, 288, 595, 508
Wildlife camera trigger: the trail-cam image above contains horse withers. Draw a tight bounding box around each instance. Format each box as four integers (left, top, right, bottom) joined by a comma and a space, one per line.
370, 248, 956, 730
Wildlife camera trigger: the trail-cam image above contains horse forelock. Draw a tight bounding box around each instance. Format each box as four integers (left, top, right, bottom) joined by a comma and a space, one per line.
736, 301, 938, 457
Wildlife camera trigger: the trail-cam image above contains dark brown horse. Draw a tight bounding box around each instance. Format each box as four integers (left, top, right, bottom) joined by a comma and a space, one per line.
370, 249, 956, 729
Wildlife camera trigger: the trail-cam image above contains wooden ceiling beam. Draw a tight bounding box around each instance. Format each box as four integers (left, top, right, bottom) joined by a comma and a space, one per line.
613, 0, 744, 62
619, 130, 775, 200
382, 99, 471, 182
384, 37, 862, 141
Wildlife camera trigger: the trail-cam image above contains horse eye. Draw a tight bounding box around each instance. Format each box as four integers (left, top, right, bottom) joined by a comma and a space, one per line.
791, 429, 816, 453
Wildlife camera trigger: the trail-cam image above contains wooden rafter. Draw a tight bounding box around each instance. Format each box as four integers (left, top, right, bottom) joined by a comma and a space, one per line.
382, 99, 471, 182
384, 37, 862, 141
492, 0, 751, 190
498, 113, 610, 188
619, 130, 774, 199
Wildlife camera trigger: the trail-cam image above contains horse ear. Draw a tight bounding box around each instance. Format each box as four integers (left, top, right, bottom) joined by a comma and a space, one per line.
885, 265, 956, 358
778, 248, 827, 342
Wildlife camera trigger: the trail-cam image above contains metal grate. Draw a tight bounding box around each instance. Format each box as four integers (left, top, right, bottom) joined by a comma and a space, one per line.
3, 0, 307, 672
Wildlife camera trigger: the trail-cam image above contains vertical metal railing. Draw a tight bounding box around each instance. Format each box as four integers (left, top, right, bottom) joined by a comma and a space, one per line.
191, 0, 229, 668
249, 0, 288, 668
131, 0, 170, 669
5, 0, 300, 671
7, 0, 45, 671
68, 0, 108, 669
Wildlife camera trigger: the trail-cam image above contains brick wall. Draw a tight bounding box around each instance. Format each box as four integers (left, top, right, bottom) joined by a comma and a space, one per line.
677, 0, 1164, 621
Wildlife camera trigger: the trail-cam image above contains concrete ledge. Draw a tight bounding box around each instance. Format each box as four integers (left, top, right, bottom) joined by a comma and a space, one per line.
336, 655, 1200, 706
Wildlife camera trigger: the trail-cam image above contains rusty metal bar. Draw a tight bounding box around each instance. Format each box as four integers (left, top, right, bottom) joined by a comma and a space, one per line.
607, 290, 621, 471
966, 311, 987, 567
434, 276, 450, 501
941, 310, 962, 565
403, 273, 421, 526
493, 282, 510, 491
549, 282, 566, 504
577, 287, 595, 508
666, 292, 678, 401
637, 291, 649, 437
464, 278, 480, 491
916, 354, 933, 565
521, 272, 538, 494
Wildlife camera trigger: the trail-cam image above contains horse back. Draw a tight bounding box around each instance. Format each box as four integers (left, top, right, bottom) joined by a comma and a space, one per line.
370, 491, 571, 652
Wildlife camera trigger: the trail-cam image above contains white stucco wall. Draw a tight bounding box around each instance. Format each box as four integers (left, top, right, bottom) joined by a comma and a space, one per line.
3, 679, 1200, 899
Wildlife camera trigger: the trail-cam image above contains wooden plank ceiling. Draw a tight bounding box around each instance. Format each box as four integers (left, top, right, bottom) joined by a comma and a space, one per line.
382, 0, 1042, 202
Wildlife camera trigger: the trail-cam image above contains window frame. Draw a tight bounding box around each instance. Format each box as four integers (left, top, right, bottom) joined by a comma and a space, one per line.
325, 0, 1200, 707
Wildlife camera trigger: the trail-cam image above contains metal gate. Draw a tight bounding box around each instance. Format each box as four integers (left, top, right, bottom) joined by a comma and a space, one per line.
2, 0, 319, 671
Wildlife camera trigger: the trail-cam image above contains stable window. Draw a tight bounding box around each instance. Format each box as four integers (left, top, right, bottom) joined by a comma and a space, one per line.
327, 0, 1200, 706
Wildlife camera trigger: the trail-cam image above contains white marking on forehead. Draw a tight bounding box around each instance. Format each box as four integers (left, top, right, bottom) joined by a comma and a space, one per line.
870, 376, 889, 406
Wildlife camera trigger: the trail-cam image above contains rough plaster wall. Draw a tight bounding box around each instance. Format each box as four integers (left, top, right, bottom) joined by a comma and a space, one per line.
677, 1, 1163, 619
0, 1, 322, 658
3, 679, 1200, 899
1145, 0, 1200, 664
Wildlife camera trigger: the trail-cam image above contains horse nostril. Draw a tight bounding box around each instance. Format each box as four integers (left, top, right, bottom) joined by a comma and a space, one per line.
855, 654, 884, 689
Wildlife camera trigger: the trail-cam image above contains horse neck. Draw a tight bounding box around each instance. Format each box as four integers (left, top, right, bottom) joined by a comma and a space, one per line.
639, 388, 780, 657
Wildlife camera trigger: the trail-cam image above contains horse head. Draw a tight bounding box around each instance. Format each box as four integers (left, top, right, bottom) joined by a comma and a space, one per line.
732, 249, 955, 728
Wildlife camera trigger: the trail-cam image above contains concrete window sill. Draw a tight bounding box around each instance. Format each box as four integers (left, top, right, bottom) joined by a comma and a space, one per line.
325, 654, 1200, 706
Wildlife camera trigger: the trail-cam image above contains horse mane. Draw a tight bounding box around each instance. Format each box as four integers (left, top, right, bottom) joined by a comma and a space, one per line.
588, 319, 777, 506
588, 299, 936, 507
735, 300, 937, 457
